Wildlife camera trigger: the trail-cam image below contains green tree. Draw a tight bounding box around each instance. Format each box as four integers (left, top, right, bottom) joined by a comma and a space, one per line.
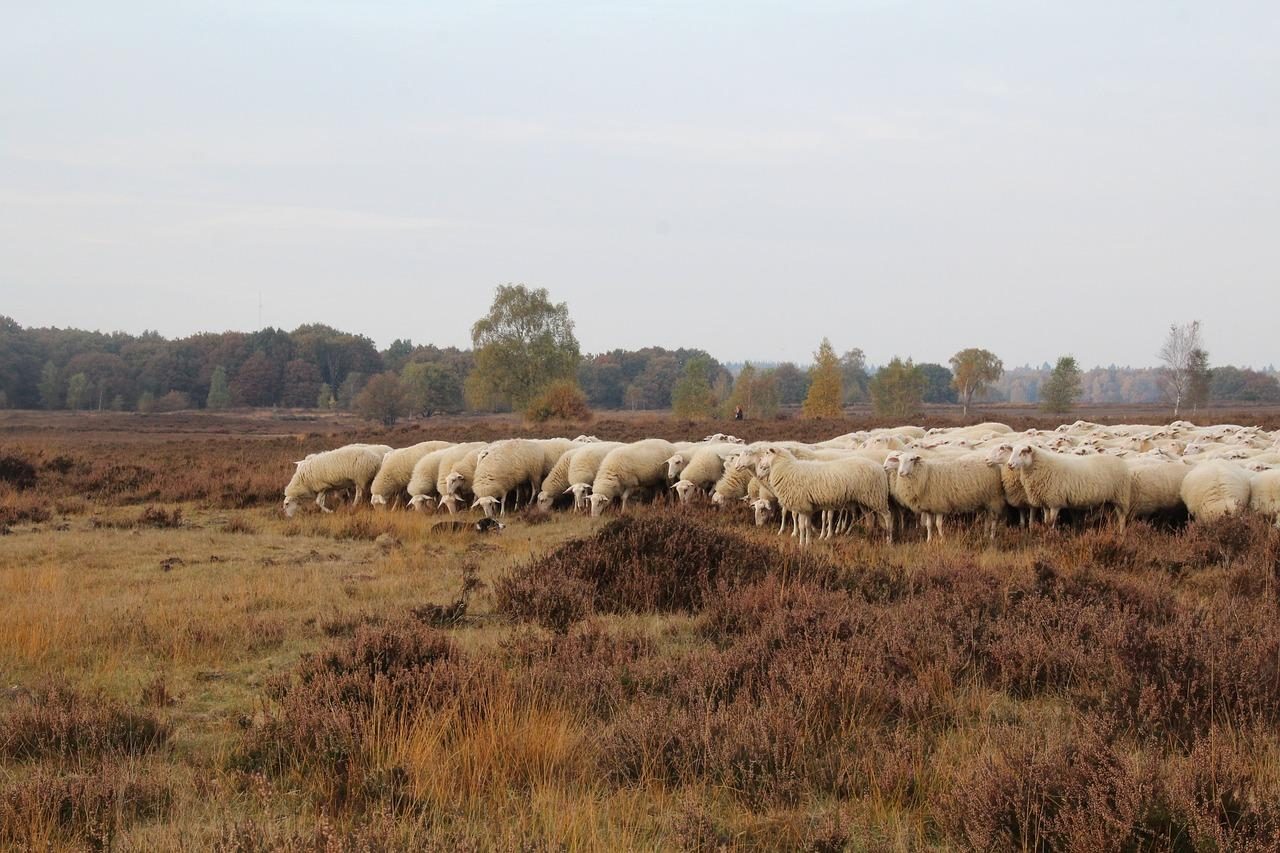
206, 365, 232, 410
137, 390, 156, 414
803, 338, 843, 418
841, 349, 870, 404
773, 362, 810, 406
672, 355, 716, 419
949, 347, 1003, 416
38, 361, 62, 410
401, 362, 464, 417
751, 370, 781, 418
869, 357, 925, 419
65, 372, 90, 411
919, 363, 958, 404
355, 371, 407, 426
1040, 356, 1083, 414
470, 284, 581, 410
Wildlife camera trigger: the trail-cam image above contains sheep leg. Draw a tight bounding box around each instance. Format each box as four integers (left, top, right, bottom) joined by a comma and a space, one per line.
778, 509, 788, 536
935, 514, 945, 540
621, 489, 632, 512
1046, 507, 1060, 527
880, 510, 894, 544
353, 484, 364, 508
316, 491, 333, 513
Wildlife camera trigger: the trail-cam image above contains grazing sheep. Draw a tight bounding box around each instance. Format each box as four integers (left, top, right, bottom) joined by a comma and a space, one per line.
1249, 470, 1280, 526
710, 464, 756, 508
666, 443, 739, 501
588, 439, 678, 516
471, 439, 555, 517
283, 446, 385, 517
369, 441, 454, 509
429, 443, 488, 514
757, 446, 893, 546
562, 442, 625, 510
407, 444, 481, 512
892, 451, 1006, 540
536, 447, 580, 511
441, 445, 490, 511
1180, 460, 1252, 521
1007, 444, 1132, 531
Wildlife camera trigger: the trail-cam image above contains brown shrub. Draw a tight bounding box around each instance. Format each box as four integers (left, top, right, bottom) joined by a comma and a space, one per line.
1, 682, 171, 761
524, 379, 593, 423
495, 510, 842, 630
0, 764, 173, 850
0, 454, 37, 490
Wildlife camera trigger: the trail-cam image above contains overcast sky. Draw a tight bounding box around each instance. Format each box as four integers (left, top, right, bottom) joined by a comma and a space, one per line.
3, 1, 1277, 368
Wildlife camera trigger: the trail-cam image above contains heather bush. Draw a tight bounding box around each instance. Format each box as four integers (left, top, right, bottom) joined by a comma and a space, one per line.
1, 682, 171, 762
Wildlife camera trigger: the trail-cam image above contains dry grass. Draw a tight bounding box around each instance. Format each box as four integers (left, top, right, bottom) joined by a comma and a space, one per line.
3, 409, 1280, 849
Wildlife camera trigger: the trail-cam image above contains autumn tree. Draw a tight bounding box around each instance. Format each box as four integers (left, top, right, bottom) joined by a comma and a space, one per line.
65, 373, 90, 410
803, 338, 843, 418
355, 372, 407, 426
1158, 321, 1204, 416
672, 355, 717, 420
1040, 356, 1083, 414
38, 361, 61, 409
869, 357, 925, 419
470, 284, 580, 410
206, 366, 231, 410
949, 348, 1003, 416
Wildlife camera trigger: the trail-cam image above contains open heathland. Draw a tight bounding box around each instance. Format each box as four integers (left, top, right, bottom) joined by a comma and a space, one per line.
2, 409, 1280, 850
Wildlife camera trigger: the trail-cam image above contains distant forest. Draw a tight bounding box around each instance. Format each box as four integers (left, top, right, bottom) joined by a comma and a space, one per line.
0, 315, 1277, 414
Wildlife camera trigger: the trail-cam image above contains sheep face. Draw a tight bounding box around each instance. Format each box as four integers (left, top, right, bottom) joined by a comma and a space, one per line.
673, 480, 699, 503
1007, 445, 1037, 471
986, 444, 1013, 467
588, 493, 612, 517
750, 498, 774, 526
445, 472, 466, 494
896, 452, 924, 479
536, 490, 555, 511
408, 495, 435, 512
472, 496, 500, 518
883, 452, 902, 472
568, 483, 592, 511
370, 494, 388, 507
438, 494, 463, 514
665, 454, 688, 480
710, 491, 725, 507
283, 496, 299, 517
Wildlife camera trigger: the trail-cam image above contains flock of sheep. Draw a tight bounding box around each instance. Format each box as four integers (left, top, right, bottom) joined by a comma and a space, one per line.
282, 420, 1280, 545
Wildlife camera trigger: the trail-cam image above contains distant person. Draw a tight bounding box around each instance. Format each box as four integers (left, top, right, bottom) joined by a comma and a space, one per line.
734, 405, 744, 421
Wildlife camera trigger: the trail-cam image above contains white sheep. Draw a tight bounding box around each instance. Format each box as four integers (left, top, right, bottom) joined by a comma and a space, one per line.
369, 441, 454, 509
588, 439, 677, 516
471, 439, 557, 517
1249, 470, 1280, 526
431, 443, 489, 514
561, 441, 624, 510
1180, 460, 1252, 520
536, 447, 580, 511
282, 445, 385, 517
984, 442, 1037, 527
756, 446, 893, 546
892, 451, 1006, 540
1007, 443, 1132, 531
1126, 460, 1189, 521
407, 444, 479, 512
666, 443, 739, 502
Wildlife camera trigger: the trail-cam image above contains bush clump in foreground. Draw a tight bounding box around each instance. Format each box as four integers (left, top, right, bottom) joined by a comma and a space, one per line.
494, 510, 842, 630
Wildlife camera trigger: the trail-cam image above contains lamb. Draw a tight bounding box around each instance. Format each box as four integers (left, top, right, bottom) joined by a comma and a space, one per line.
1180, 460, 1252, 520
1249, 470, 1280, 526
1007, 443, 1132, 531
369, 441, 454, 509
892, 451, 1006, 540
588, 439, 678, 516
560, 441, 625, 510
470, 439, 556, 517
282, 445, 385, 517
756, 446, 893, 546
1126, 460, 1189, 521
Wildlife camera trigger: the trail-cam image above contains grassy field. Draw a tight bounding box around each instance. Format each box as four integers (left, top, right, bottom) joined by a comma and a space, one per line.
2, 409, 1280, 850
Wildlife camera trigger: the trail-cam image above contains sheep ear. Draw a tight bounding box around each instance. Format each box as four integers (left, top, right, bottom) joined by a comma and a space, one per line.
564, 486, 576, 495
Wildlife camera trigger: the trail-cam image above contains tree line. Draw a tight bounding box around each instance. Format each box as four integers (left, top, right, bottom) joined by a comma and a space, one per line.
1, 290, 1275, 422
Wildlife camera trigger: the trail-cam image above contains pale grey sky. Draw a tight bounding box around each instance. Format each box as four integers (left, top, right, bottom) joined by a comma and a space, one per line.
3, 1, 1277, 367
